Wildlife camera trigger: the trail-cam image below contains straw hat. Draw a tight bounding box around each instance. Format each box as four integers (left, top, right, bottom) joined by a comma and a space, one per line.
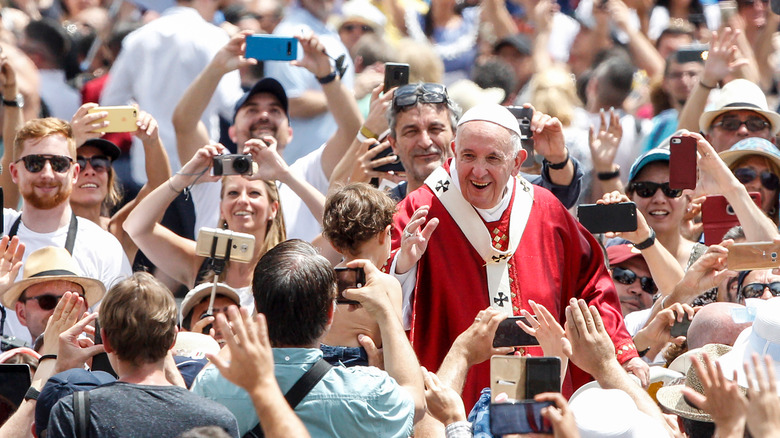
1, 247, 105, 308
179, 282, 242, 325
699, 79, 780, 135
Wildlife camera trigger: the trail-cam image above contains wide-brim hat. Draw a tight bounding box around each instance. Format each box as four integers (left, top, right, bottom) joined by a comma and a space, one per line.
332, 0, 386, 32
570, 387, 668, 437
179, 282, 242, 324
2, 247, 105, 308
173, 331, 221, 360
718, 137, 780, 172
657, 343, 734, 422
718, 297, 780, 387
233, 77, 288, 123
79, 138, 121, 162
699, 79, 780, 135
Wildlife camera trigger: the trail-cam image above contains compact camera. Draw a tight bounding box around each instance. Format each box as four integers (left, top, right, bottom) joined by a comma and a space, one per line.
213, 154, 253, 176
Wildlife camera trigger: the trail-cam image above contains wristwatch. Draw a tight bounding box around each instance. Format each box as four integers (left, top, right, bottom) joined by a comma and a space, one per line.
3, 93, 24, 108
634, 229, 656, 250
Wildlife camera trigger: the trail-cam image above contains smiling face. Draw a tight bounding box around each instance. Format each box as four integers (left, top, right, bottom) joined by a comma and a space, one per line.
452, 121, 525, 209
706, 110, 773, 152
70, 145, 110, 209
220, 176, 279, 235
229, 92, 292, 152
388, 104, 454, 188
629, 162, 687, 236
10, 135, 78, 210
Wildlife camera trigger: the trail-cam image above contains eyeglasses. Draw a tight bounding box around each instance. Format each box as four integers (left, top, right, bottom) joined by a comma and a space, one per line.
733, 167, 780, 191
612, 267, 657, 294
341, 24, 374, 33
740, 282, 780, 299
15, 154, 73, 173
19, 293, 84, 311
627, 181, 684, 198
738, 0, 768, 6
77, 155, 111, 173
712, 117, 770, 132
393, 83, 448, 109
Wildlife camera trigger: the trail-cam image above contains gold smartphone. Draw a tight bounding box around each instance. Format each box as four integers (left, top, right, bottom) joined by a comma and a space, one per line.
87, 106, 138, 133
195, 228, 256, 263
727, 241, 780, 271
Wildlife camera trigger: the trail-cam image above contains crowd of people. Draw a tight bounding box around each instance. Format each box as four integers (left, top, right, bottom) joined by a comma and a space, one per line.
0, 0, 780, 436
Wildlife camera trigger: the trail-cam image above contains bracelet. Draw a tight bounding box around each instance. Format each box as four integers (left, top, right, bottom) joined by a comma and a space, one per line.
637, 347, 652, 358
360, 125, 378, 139
543, 148, 569, 170
317, 70, 337, 85
597, 166, 620, 181
634, 229, 656, 250
167, 178, 183, 194
39, 354, 57, 361
24, 386, 40, 401
699, 81, 717, 90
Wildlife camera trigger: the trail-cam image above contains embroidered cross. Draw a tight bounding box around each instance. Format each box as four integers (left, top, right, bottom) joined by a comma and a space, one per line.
435, 180, 450, 193
494, 292, 509, 307
492, 253, 511, 262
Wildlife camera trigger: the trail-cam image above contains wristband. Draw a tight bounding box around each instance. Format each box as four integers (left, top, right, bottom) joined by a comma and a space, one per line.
634, 229, 656, 250
360, 125, 378, 139
699, 81, 717, 90
317, 70, 337, 85
24, 387, 40, 401
39, 354, 57, 362
597, 166, 620, 181
637, 347, 652, 358
543, 148, 569, 170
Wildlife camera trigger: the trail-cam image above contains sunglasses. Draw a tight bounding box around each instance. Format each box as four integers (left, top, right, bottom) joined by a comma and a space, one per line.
733, 167, 780, 191
341, 24, 374, 33
19, 293, 84, 311
15, 154, 73, 173
627, 181, 684, 198
740, 282, 780, 299
712, 118, 770, 132
393, 83, 448, 109
77, 155, 111, 173
612, 267, 657, 294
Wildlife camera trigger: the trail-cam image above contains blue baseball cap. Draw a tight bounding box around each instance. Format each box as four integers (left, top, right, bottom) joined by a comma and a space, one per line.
233, 77, 288, 123
628, 148, 671, 182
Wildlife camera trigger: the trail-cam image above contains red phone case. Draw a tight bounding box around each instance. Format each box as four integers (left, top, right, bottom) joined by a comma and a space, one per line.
669, 137, 698, 190
701, 193, 761, 246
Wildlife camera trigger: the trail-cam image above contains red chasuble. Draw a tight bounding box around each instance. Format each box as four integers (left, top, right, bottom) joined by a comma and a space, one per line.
392, 163, 638, 410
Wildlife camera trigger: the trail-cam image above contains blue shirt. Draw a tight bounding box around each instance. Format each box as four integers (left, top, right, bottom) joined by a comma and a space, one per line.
192, 348, 415, 437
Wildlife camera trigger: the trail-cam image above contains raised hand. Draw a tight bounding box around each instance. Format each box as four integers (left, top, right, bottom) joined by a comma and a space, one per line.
0, 236, 24, 296
396, 206, 439, 274
589, 108, 622, 173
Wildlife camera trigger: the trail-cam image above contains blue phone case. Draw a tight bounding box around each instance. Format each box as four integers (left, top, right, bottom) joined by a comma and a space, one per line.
245, 35, 298, 61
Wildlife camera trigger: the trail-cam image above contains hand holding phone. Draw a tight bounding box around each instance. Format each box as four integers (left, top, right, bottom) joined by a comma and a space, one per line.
245, 35, 298, 61
87, 106, 138, 133
490, 401, 554, 435
670, 313, 693, 338
493, 316, 540, 347
577, 202, 638, 234
383, 63, 410, 92
727, 241, 780, 270
335, 267, 365, 304
669, 136, 697, 190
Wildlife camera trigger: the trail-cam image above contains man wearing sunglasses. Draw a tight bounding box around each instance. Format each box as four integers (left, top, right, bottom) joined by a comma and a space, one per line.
2, 246, 105, 343
606, 245, 656, 316
737, 269, 780, 301
4, 118, 131, 345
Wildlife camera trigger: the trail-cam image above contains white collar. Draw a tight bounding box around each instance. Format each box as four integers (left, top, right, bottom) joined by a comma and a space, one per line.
450, 160, 514, 223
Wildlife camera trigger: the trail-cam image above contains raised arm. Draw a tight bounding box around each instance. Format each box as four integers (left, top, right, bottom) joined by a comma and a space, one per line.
123, 145, 224, 286
608, 0, 664, 80
481, 0, 519, 41
589, 109, 624, 199
0, 53, 22, 208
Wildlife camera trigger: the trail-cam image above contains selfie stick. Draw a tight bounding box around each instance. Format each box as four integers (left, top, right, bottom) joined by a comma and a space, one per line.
205, 234, 233, 315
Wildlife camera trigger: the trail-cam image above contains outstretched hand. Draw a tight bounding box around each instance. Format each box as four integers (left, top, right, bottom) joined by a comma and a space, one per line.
396, 206, 439, 274
0, 236, 24, 296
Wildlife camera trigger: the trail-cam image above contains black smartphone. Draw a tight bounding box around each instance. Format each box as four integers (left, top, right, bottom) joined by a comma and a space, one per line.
669, 136, 697, 190
369, 142, 405, 173
334, 267, 365, 305
525, 356, 561, 399
0, 363, 31, 423
577, 202, 638, 234
675, 45, 708, 64
670, 314, 693, 338
493, 316, 540, 347
490, 401, 554, 435
92, 319, 117, 377
507, 106, 535, 168
383, 63, 410, 93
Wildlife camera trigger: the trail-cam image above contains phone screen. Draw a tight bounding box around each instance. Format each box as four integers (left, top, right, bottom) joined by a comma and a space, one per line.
490, 401, 554, 435
0, 364, 31, 423
334, 267, 364, 304
525, 356, 561, 398
493, 316, 540, 347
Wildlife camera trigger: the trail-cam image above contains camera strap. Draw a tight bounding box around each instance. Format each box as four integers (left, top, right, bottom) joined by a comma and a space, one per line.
8, 212, 78, 254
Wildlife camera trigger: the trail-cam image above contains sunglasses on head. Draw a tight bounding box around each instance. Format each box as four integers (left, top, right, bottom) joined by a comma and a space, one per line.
627, 181, 683, 198
19, 293, 84, 311
712, 117, 770, 132
15, 154, 73, 173
733, 167, 780, 191
740, 282, 780, 299
612, 267, 657, 294
393, 83, 448, 109
77, 155, 111, 173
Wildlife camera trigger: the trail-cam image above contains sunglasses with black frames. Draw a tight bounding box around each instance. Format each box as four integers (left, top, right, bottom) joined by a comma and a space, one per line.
15, 154, 73, 173
627, 181, 684, 198
393, 83, 448, 109
733, 167, 780, 191
712, 117, 770, 132
19, 293, 85, 311
612, 266, 657, 294
740, 282, 780, 299
77, 155, 111, 173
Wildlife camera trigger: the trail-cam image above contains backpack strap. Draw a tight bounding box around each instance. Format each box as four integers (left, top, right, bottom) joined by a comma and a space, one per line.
73, 390, 90, 438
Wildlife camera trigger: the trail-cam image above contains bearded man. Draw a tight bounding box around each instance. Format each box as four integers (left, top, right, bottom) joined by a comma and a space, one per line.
3, 118, 131, 345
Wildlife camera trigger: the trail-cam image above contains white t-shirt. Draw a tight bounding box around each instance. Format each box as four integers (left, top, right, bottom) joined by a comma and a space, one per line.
2, 209, 132, 344
191, 145, 329, 243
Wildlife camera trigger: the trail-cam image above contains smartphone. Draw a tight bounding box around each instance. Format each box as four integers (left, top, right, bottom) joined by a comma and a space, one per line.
701, 193, 761, 246
669, 136, 697, 190
490, 401, 554, 435
675, 45, 708, 64
507, 106, 535, 168
369, 142, 405, 173
195, 228, 256, 263
245, 35, 298, 61
0, 364, 31, 423
525, 356, 561, 398
670, 313, 693, 338
491, 355, 526, 401
87, 106, 137, 133
577, 202, 638, 234
720, 0, 738, 23
92, 319, 117, 377
383, 63, 410, 93
493, 316, 540, 347
334, 267, 365, 305
727, 241, 780, 270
